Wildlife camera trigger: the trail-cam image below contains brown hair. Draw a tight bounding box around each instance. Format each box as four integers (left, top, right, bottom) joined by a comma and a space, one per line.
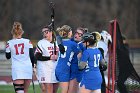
11, 22, 24, 37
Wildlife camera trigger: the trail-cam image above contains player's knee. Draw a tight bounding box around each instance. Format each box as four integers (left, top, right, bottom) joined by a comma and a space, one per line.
13, 83, 24, 93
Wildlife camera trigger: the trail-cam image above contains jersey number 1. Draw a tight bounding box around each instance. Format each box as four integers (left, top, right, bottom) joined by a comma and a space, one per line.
14, 43, 24, 55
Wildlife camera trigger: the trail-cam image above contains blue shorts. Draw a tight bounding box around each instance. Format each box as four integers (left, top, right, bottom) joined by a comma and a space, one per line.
70, 63, 84, 82
80, 78, 102, 90
76, 70, 84, 82
70, 64, 78, 80
55, 71, 70, 82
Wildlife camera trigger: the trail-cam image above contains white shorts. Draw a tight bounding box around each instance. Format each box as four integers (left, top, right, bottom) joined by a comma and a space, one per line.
37, 61, 58, 83
12, 68, 32, 80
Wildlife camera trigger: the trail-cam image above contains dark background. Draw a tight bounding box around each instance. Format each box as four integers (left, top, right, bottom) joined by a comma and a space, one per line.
0, 0, 140, 46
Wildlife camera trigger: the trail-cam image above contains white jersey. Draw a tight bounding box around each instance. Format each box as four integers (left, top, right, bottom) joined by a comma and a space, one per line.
35, 39, 59, 83
97, 40, 108, 62
5, 38, 33, 80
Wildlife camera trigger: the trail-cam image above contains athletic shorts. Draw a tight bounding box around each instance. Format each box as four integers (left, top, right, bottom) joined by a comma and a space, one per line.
80, 78, 102, 90
37, 61, 58, 83
76, 70, 84, 83
12, 68, 32, 80
70, 63, 78, 80
55, 71, 70, 82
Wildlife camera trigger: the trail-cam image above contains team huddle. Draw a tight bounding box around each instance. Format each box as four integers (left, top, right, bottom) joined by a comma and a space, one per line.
5, 22, 112, 93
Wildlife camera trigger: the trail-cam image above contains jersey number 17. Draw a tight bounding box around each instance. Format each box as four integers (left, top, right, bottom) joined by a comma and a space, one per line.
14, 43, 24, 55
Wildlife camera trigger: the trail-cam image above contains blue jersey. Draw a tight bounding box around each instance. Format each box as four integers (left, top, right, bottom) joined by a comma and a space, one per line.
71, 41, 86, 64
80, 47, 103, 90
81, 48, 103, 72
55, 39, 80, 82
70, 40, 86, 81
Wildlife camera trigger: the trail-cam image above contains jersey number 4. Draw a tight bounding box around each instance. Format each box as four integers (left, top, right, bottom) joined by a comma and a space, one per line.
14, 43, 24, 55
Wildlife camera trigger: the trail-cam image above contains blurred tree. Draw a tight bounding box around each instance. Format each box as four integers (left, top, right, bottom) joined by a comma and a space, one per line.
0, 0, 140, 41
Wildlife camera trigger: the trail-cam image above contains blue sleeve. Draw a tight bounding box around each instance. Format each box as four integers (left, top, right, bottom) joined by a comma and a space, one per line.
72, 41, 81, 53
79, 43, 86, 52
81, 50, 89, 62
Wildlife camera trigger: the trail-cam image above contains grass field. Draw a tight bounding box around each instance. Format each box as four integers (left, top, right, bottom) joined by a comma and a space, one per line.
0, 85, 61, 93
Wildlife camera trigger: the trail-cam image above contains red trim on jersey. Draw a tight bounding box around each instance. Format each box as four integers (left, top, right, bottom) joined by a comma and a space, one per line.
36, 48, 41, 53
6, 43, 9, 48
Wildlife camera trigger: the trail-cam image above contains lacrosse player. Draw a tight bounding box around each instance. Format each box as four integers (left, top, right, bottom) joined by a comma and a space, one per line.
97, 30, 112, 93
5, 22, 35, 93
78, 32, 106, 93
55, 25, 81, 93
35, 25, 59, 93
68, 27, 86, 93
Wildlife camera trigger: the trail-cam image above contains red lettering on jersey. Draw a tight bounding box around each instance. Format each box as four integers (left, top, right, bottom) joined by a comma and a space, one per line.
48, 47, 59, 51
14, 43, 24, 55
48, 47, 52, 50
6, 43, 9, 48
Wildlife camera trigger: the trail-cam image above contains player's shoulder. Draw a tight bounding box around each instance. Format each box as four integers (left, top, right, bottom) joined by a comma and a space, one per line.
7, 39, 12, 43
7, 39, 17, 44
37, 39, 49, 45
82, 49, 90, 56
70, 40, 78, 45
22, 38, 30, 41
94, 47, 102, 54
37, 39, 44, 44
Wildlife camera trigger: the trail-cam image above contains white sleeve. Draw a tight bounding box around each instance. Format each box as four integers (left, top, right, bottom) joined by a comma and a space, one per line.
5, 41, 10, 53
35, 41, 43, 54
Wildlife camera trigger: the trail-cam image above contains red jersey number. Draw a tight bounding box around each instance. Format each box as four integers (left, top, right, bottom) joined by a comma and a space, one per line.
14, 43, 24, 55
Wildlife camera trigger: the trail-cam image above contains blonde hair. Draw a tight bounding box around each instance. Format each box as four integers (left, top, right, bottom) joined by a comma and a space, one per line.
56, 25, 72, 38
11, 22, 24, 37
90, 31, 101, 42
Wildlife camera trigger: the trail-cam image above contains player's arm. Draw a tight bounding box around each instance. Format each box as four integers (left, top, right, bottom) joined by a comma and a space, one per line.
35, 52, 51, 61
78, 50, 88, 70
55, 27, 65, 54
56, 36, 65, 54
98, 48, 107, 71
58, 44, 65, 54
98, 48, 104, 58
78, 61, 87, 70
99, 58, 107, 71
5, 42, 11, 59
100, 58, 106, 66
29, 48, 35, 67
5, 52, 11, 59
34, 44, 51, 61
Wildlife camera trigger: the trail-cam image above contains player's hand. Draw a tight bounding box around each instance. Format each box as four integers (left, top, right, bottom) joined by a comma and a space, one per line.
99, 62, 107, 71
50, 55, 58, 60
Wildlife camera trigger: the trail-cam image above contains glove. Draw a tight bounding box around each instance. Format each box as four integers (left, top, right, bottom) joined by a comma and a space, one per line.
99, 63, 107, 71
58, 44, 65, 54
